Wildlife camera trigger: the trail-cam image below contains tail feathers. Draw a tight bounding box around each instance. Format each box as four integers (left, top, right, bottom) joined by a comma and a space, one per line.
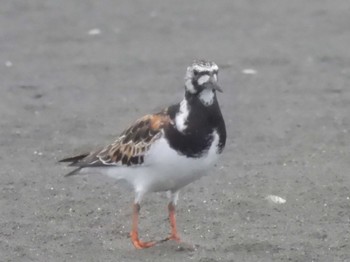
64, 167, 83, 177
59, 154, 88, 177
58, 153, 89, 163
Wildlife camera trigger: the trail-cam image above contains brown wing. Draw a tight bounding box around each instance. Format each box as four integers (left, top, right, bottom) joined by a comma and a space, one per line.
60, 113, 172, 168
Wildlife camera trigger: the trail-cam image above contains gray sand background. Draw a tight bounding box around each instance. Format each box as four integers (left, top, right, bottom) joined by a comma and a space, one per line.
1, 0, 350, 261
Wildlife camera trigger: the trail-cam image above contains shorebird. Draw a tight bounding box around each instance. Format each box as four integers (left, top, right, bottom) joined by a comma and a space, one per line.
59, 60, 226, 249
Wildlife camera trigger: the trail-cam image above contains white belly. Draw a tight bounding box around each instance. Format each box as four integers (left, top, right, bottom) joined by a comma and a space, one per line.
87, 131, 220, 194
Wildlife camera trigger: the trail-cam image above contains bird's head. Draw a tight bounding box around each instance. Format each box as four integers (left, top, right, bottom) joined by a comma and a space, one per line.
184, 60, 222, 105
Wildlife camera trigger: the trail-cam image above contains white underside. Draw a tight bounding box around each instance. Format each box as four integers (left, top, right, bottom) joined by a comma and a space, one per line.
82, 131, 220, 201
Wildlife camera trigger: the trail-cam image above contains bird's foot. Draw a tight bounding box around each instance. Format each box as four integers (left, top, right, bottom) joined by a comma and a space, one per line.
161, 234, 181, 243
130, 232, 156, 249
132, 239, 157, 249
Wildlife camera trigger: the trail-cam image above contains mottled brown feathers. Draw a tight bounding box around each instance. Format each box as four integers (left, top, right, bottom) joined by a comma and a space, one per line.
59, 113, 172, 168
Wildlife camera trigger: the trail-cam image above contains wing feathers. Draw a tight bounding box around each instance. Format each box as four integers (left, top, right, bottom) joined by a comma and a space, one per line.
59, 112, 172, 169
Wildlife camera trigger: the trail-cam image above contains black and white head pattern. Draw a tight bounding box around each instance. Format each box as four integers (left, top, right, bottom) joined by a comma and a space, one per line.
184, 60, 221, 106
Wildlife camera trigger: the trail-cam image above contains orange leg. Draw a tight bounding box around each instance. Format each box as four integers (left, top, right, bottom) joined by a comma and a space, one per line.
164, 202, 181, 242
130, 203, 156, 249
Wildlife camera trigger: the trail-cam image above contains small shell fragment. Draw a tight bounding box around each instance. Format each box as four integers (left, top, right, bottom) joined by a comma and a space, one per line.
266, 195, 286, 204
242, 68, 257, 75
88, 28, 101, 35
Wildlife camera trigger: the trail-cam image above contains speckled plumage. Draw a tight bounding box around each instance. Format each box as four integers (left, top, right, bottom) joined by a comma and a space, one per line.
59, 60, 226, 249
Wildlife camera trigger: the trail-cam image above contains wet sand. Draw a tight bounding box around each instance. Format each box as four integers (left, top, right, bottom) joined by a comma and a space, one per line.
1, 1, 350, 261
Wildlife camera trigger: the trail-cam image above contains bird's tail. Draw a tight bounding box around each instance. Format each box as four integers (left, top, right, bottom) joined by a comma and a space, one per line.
63, 167, 83, 177
58, 153, 89, 163
59, 153, 89, 177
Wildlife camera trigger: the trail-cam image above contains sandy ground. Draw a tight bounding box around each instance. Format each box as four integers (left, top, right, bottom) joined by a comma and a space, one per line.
1, 0, 350, 261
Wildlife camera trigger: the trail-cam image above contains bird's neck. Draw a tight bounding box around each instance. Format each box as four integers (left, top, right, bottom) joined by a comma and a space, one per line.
175, 90, 222, 133
184, 90, 219, 111
166, 90, 225, 157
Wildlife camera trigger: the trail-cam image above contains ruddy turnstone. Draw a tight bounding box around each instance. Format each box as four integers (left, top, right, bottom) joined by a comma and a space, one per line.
59, 60, 226, 249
